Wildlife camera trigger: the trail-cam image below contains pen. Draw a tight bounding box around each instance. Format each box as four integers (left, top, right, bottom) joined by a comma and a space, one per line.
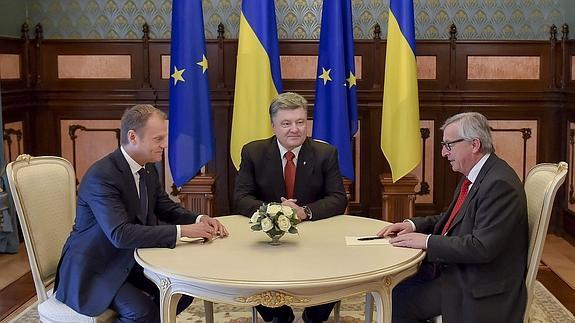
357, 236, 385, 241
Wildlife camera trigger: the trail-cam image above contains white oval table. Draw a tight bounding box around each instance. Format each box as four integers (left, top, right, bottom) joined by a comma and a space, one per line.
135, 215, 425, 323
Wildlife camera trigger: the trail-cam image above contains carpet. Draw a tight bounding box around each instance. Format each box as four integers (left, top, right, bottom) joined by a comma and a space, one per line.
9, 281, 574, 323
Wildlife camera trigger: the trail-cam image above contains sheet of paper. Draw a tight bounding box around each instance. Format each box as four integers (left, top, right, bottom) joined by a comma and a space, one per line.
345, 236, 390, 246
180, 237, 206, 243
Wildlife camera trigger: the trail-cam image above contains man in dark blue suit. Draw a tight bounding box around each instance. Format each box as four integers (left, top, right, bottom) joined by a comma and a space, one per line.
234, 92, 347, 323
55, 104, 228, 323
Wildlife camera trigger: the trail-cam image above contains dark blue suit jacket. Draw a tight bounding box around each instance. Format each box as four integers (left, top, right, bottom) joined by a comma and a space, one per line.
55, 148, 198, 316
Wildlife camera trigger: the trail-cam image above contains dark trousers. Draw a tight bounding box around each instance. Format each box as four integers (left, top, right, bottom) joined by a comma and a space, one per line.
392, 264, 442, 323
256, 302, 336, 323
110, 265, 194, 323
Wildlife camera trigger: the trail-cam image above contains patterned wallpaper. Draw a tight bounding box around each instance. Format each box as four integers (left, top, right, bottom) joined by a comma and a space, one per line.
23, 0, 565, 40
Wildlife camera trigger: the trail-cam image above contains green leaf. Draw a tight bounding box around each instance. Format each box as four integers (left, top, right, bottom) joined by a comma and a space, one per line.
289, 227, 298, 234
251, 224, 262, 231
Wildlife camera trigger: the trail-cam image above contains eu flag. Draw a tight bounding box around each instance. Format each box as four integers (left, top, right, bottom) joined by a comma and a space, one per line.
168, 0, 214, 187
312, 0, 358, 180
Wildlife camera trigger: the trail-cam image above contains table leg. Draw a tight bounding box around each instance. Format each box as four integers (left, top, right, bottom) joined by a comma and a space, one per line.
370, 288, 392, 323
204, 300, 214, 323
364, 293, 374, 323
159, 287, 179, 323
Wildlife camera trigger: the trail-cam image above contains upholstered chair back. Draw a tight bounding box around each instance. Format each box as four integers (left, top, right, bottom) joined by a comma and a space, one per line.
7, 154, 115, 322
523, 162, 568, 322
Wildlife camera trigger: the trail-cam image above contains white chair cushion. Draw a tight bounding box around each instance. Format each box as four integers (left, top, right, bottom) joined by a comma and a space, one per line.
38, 294, 116, 323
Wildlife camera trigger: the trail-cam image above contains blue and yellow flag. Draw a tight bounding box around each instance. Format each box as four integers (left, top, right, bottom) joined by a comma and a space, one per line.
168, 0, 214, 187
230, 0, 283, 169
312, 0, 358, 180
381, 0, 421, 182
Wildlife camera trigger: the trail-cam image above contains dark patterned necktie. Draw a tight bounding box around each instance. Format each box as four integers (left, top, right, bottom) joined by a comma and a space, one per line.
138, 168, 148, 223
441, 179, 472, 235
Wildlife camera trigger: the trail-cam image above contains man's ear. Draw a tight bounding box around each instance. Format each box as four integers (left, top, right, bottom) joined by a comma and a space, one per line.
127, 129, 138, 144
471, 138, 482, 153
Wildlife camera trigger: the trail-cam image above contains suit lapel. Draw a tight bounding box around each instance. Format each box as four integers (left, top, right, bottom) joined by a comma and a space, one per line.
111, 149, 147, 224
294, 139, 314, 200
444, 154, 497, 234
266, 137, 286, 199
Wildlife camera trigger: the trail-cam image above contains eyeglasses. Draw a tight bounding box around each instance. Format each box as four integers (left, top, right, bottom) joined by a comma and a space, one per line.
440, 138, 466, 151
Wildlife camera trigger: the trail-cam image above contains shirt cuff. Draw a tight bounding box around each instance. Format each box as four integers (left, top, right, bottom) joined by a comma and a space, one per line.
425, 234, 431, 249
196, 214, 204, 223
404, 219, 416, 231
176, 225, 181, 242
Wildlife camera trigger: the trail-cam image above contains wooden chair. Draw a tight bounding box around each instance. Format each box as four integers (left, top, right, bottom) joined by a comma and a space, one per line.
7, 154, 116, 322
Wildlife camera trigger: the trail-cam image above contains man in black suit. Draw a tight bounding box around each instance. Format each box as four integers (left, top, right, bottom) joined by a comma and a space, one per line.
55, 104, 228, 323
234, 92, 347, 323
378, 112, 528, 323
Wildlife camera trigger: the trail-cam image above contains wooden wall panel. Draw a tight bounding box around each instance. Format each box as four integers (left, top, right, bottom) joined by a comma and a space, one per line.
490, 120, 538, 181
60, 120, 121, 183
0, 54, 21, 80
2, 32, 574, 234
57, 55, 131, 79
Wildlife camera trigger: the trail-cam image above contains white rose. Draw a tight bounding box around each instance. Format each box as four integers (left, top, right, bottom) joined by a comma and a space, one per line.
266, 204, 282, 215
281, 205, 294, 217
277, 215, 291, 232
261, 217, 274, 232
250, 211, 261, 223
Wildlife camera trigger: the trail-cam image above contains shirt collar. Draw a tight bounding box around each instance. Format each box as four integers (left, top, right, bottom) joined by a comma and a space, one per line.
467, 153, 491, 184
276, 139, 302, 160
120, 146, 145, 175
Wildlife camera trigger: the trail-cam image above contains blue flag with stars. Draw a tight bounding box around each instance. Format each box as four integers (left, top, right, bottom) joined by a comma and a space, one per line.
312, 0, 358, 180
168, 0, 214, 187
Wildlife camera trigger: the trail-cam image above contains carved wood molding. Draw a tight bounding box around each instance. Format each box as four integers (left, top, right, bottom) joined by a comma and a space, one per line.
569, 128, 575, 204
3, 128, 23, 162
490, 127, 532, 181
68, 124, 120, 184
172, 174, 216, 217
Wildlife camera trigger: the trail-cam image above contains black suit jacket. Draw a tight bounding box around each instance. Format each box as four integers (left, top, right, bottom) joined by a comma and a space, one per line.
411, 154, 528, 323
234, 137, 347, 220
55, 148, 198, 316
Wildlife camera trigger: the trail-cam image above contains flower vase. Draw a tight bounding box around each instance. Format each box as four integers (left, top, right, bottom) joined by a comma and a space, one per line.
267, 232, 285, 245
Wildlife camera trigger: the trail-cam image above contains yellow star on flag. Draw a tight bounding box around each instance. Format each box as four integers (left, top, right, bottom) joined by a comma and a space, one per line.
318, 67, 332, 85
171, 66, 185, 85
346, 71, 356, 88
197, 54, 208, 73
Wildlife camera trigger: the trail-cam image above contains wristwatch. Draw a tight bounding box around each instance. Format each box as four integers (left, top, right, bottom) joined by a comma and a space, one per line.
303, 206, 312, 219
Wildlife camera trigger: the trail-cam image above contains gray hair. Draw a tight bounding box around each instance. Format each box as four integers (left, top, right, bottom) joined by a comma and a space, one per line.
269, 92, 308, 121
120, 104, 166, 145
441, 112, 494, 154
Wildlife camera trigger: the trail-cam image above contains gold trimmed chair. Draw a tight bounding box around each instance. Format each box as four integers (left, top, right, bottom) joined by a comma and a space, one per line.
7, 155, 116, 322
522, 161, 567, 322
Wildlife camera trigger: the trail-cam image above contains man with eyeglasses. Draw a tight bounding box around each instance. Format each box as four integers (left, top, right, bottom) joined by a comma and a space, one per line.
377, 112, 528, 323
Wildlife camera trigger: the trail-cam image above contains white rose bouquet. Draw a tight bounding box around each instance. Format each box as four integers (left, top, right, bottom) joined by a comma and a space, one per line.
250, 203, 300, 243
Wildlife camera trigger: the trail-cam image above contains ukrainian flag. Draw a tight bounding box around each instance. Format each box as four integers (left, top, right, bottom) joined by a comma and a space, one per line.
230, 0, 283, 169
381, 0, 421, 182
